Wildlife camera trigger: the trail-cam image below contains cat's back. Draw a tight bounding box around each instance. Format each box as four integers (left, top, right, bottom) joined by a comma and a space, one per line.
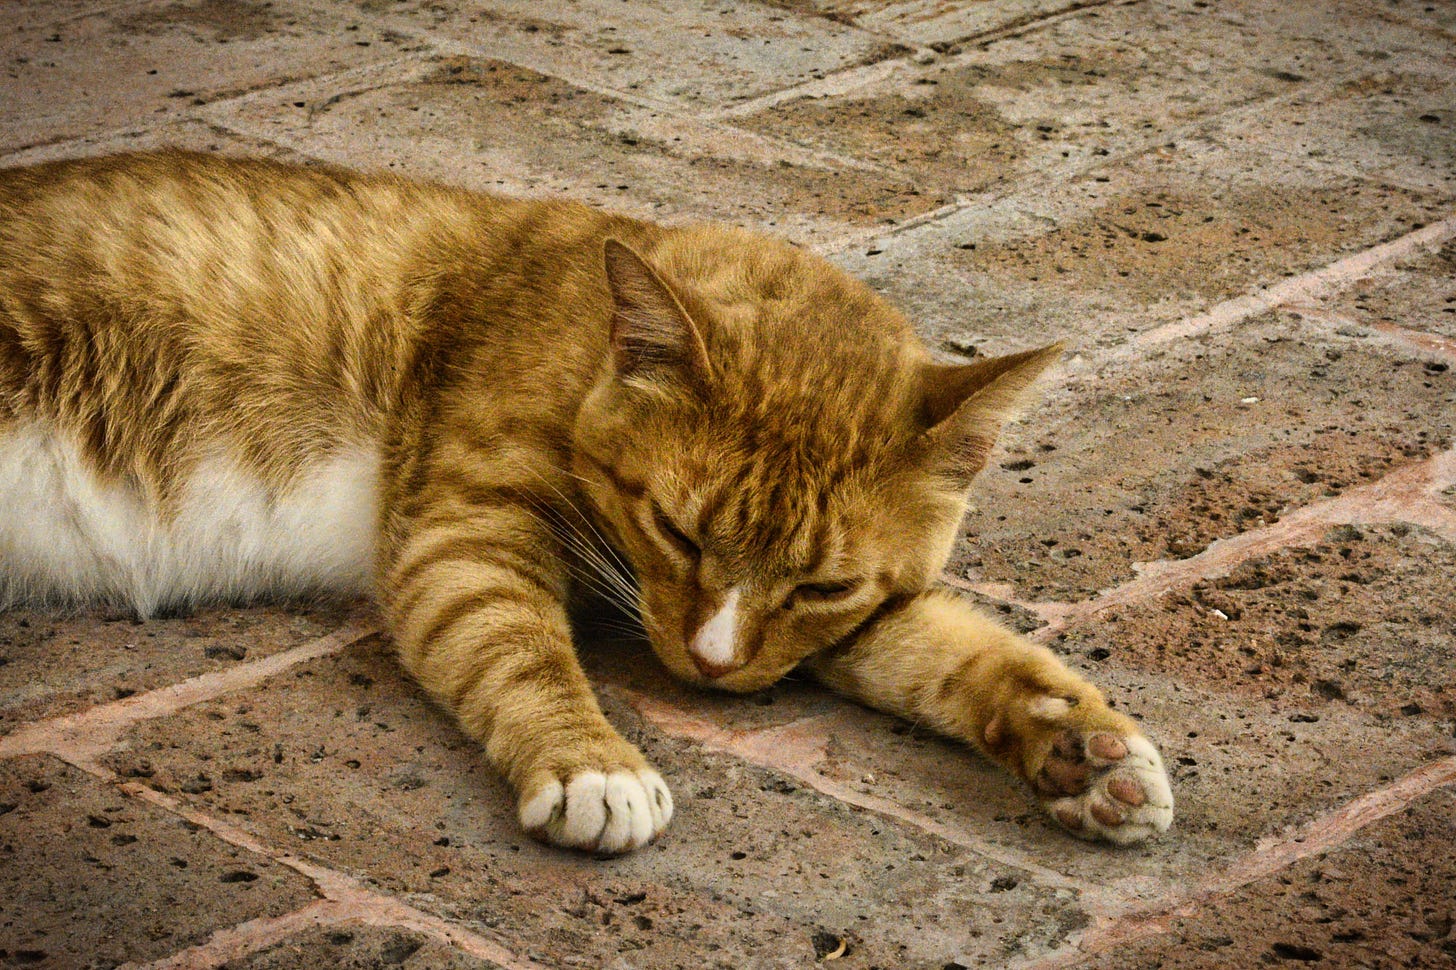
0, 151, 561, 614
0, 151, 473, 349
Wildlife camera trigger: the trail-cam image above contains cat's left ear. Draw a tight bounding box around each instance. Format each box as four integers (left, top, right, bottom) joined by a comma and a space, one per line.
603, 239, 711, 388
918, 343, 1064, 485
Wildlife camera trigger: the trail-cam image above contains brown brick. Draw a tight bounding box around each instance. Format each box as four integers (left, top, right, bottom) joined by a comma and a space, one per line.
954, 315, 1455, 601
202, 55, 941, 246
1337, 239, 1456, 341
0, 117, 314, 169
0, 603, 358, 736
738, 0, 1420, 202
803, 0, 1098, 48
101, 636, 1097, 968
0, 0, 413, 152
1078, 786, 1456, 970
338, 0, 903, 110
836, 146, 1447, 351
220, 924, 501, 970
1058, 524, 1456, 727
0, 756, 318, 968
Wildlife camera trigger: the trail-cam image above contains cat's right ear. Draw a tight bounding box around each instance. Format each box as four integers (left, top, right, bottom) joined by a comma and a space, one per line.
603, 239, 711, 388
918, 343, 1064, 486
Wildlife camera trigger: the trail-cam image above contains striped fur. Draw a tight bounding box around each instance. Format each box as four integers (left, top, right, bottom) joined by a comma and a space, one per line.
0, 152, 1171, 851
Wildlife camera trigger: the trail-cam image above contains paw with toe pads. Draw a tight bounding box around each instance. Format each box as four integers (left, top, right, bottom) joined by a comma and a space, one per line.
1034, 728, 1173, 846
519, 768, 673, 854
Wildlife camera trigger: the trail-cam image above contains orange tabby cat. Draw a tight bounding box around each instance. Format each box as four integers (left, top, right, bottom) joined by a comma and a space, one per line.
0, 151, 1171, 852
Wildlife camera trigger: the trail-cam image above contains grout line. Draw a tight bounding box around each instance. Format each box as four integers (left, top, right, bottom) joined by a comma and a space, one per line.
705, 57, 915, 121
1286, 302, 1456, 365
626, 691, 1104, 897
710, 0, 1132, 121
945, 445, 1456, 636
101, 769, 549, 970
0, 619, 382, 763
121, 899, 341, 970
1127, 214, 1456, 350
1012, 754, 1456, 968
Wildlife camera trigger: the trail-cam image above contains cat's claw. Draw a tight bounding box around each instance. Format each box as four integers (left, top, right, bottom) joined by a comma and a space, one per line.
519, 768, 673, 854
1035, 729, 1173, 846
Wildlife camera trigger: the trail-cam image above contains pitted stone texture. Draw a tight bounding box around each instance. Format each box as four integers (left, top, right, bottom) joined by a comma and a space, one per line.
836, 141, 1447, 351
1060, 525, 1456, 727
101, 636, 1091, 968
1210, 61, 1456, 197
594, 632, 1455, 897
0, 0, 412, 152
1335, 239, 1456, 341
0, 756, 318, 969
783, 0, 1097, 48
0, 603, 356, 735
334, 0, 904, 110
0, 117, 313, 169
202, 56, 933, 247
954, 316, 1455, 601
742, 0, 1444, 201
1080, 785, 1456, 970
220, 925, 501, 969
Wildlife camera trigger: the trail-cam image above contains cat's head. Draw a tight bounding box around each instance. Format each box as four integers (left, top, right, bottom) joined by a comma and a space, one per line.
571, 231, 1060, 692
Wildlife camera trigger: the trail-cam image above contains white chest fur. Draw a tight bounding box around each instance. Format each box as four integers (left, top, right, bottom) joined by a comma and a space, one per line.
0, 425, 379, 615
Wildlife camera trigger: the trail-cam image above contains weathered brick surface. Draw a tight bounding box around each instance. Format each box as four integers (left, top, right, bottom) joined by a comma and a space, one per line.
1059, 524, 1456, 726
740, 0, 1436, 202
0, 756, 318, 968
0, 603, 355, 736
1335, 239, 1456, 341
954, 316, 1455, 601
101, 637, 1095, 968
219, 925, 502, 970
2, 0, 1454, 966
0, 117, 314, 169
836, 147, 1448, 352
1078, 786, 1456, 970
0, 0, 412, 153
198, 55, 928, 247
325, 0, 903, 110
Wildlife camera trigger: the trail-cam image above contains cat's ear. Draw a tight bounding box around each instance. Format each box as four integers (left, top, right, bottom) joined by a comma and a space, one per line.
603, 238, 710, 387
918, 343, 1064, 484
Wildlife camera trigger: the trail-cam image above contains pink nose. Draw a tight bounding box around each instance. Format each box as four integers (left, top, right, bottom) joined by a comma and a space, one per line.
688, 587, 742, 679
690, 652, 736, 680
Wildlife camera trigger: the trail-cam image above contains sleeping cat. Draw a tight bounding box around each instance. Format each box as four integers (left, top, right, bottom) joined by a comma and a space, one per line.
0, 151, 1171, 853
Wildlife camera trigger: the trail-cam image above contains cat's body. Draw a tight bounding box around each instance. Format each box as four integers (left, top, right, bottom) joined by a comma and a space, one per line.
0, 151, 1172, 852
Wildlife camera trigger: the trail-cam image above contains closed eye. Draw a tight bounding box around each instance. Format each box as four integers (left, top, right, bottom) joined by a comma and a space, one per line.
651, 503, 699, 558
790, 579, 860, 605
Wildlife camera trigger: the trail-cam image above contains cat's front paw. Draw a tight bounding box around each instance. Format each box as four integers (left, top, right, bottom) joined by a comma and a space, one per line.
518, 768, 674, 854
1032, 726, 1173, 846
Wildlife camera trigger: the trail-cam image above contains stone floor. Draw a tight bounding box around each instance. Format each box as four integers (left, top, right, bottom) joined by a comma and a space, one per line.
2, 1, 1455, 967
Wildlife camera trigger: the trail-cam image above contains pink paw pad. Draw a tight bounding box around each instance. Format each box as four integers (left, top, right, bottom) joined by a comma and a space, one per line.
1039, 733, 1173, 846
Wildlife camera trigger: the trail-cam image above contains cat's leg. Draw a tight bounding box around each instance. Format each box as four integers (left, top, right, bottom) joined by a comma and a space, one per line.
382, 504, 671, 854
807, 590, 1172, 845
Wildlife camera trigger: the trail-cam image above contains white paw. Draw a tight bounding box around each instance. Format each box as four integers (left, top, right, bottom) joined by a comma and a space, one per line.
518, 769, 673, 854
1040, 733, 1174, 846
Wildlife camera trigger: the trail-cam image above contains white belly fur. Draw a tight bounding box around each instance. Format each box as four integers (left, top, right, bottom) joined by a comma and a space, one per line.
0, 424, 379, 615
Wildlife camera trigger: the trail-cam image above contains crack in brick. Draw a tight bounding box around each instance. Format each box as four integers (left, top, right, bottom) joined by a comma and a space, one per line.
0, 618, 380, 764
1009, 754, 1456, 969
626, 690, 1103, 897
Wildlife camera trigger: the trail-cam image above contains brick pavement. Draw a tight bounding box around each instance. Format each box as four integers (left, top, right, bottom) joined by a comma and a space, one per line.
1, 1, 1454, 967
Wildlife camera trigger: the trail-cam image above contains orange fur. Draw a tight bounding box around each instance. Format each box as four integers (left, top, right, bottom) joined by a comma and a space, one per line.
0, 151, 1171, 851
